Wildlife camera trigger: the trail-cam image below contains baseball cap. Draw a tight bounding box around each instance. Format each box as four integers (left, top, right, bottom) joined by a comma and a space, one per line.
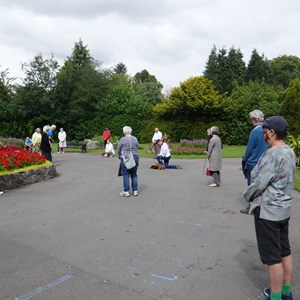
262, 116, 288, 134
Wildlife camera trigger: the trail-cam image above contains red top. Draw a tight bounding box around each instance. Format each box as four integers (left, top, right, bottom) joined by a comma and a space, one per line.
102, 129, 111, 140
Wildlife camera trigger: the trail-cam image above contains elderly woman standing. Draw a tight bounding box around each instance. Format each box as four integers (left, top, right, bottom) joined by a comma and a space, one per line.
207, 126, 222, 187
32, 128, 42, 154
118, 126, 139, 197
58, 128, 67, 154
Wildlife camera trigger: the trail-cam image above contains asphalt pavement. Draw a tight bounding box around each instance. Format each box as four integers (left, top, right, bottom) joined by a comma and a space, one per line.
1, 152, 300, 300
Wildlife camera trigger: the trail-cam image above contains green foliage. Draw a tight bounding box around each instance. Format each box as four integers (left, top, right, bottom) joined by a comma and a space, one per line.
3, 41, 300, 146
287, 134, 300, 167
269, 55, 300, 88
154, 76, 223, 121
222, 81, 284, 144
204, 46, 246, 94
113, 62, 127, 75
244, 49, 271, 83
95, 86, 152, 140
133, 69, 164, 105
280, 78, 300, 136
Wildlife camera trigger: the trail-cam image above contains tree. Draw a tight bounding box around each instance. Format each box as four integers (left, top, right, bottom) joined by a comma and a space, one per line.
244, 49, 271, 83
269, 55, 300, 88
0, 69, 24, 137
113, 62, 127, 75
280, 78, 300, 135
95, 85, 152, 139
54, 40, 111, 139
154, 76, 222, 120
21, 53, 59, 91
222, 81, 284, 144
133, 69, 163, 105
14, 54, 60, 136
203, 45, 219, 87
203, 46, 246, 94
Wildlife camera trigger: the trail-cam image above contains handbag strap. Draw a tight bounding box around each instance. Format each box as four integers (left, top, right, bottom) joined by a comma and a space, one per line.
128, 136, 132, 152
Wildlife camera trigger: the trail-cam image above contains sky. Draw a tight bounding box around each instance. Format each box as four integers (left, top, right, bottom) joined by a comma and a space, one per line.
0, 0, 299, 91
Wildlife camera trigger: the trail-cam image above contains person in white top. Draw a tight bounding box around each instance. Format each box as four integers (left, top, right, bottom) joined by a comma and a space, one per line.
156, 139, 182, 169
102, 140, 115, 157
151, 127, 163, 156
58, 128, 67, 153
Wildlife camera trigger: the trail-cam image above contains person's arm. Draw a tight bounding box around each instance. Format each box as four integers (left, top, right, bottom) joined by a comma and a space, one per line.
243, 151, 274, 202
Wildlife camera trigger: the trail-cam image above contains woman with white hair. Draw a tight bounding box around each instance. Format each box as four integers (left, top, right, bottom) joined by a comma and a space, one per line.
58, 128, 67, 154
118, 126, 139, 197
41, 125, 52, 161
207, 126, 222, 187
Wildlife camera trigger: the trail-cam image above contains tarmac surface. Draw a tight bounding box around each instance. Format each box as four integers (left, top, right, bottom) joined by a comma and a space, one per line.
0, 152, 300, 300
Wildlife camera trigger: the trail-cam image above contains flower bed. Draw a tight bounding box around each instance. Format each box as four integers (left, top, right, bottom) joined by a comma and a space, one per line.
171, 139, 207, 155
0, 145, 46, 172
172, 146, 206, 155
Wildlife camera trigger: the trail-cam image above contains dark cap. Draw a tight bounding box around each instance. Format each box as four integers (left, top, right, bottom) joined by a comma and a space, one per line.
262, 116, 288, 134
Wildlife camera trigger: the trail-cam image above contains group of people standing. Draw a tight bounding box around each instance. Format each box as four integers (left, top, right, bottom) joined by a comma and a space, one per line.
117, 113, 296, 300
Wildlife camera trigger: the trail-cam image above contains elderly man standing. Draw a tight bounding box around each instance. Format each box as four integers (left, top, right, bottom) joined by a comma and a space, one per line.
244, 116, 296, 300
240, 109, 269, 214
152, 127, 163, 157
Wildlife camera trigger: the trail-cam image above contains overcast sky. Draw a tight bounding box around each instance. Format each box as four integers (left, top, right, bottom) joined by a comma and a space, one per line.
0, 0, 299, 90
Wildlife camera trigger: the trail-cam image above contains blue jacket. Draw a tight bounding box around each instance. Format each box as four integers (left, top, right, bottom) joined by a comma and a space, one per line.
243, 125, 268, 167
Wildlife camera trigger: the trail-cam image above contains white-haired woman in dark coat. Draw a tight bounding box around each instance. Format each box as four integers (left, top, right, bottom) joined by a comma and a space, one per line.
207, 126, 222, 187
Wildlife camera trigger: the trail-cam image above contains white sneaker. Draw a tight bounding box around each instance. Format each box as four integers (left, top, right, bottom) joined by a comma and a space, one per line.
209, 183, 220, 187
133, 191, 138, 196
120, 191, 130, 197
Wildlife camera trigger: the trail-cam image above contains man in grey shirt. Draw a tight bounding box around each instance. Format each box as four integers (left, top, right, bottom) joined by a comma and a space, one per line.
244, 116, 296, 300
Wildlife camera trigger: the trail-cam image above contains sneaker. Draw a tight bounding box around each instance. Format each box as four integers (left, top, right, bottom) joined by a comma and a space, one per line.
264, 288, 293, 300
209, 183, 219, 187
120, 191, 130, 197
133, 191, 138, 196
240, 207, 250, 214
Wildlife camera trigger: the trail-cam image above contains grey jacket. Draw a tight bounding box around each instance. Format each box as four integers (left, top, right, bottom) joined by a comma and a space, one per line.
118, 135, 139, 157
207, 134, 222, 171
243, 145, 296, 221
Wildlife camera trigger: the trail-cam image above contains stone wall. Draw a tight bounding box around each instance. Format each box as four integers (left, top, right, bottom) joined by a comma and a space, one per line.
0, 165, 56, 191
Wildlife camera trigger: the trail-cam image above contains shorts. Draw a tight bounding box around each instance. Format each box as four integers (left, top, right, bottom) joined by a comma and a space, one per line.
254, 207, 291, 265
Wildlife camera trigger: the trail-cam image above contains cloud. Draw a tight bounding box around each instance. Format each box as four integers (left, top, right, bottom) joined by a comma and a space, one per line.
0, 0, 299, 88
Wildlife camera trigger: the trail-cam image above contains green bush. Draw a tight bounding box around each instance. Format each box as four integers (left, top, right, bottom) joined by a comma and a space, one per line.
287, 134, 300, 167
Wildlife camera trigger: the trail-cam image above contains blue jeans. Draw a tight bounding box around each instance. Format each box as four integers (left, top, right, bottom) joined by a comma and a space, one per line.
121, 154, 139, 192
156, 155, 177, 169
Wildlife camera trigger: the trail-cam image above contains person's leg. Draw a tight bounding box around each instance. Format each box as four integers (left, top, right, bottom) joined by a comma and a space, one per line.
282, 254, 293, 288
163, 156, 170, 167
246, 163, 254, 186
156, 155, 163, 164
131, 156, 139, 194
215, 171, 221, 184
131, 168, 138, 193
280, 219, 293, 296
121, 165, 130, 193
268, 263, 284, 294
212, 171, 220, 184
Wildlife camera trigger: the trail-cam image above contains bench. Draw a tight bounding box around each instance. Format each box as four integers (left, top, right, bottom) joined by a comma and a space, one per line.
67, 141, 87, 153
